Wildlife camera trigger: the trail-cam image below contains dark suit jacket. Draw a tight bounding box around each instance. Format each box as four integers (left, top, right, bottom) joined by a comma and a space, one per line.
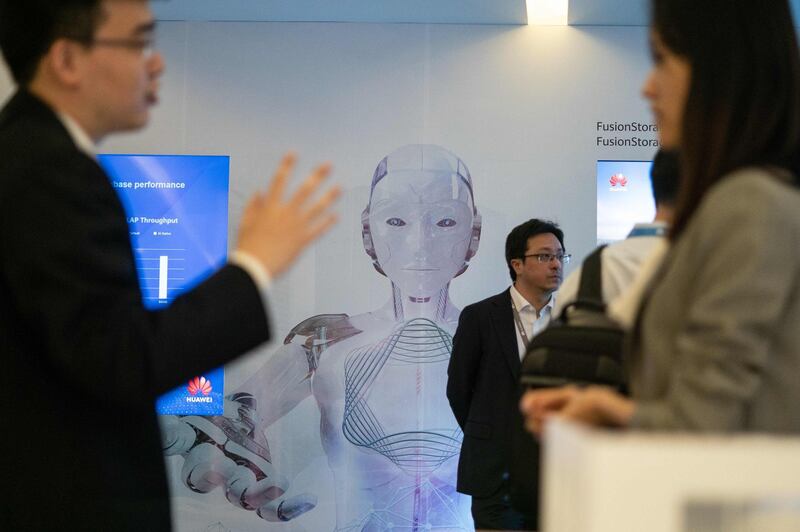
0, 91, 270, 530
447, 288, 539, 515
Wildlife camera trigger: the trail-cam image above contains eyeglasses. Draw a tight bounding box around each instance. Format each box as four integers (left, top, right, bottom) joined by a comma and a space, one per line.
523, 253, 572, 265
69, 36, 157, 59
94, 37, 156, 59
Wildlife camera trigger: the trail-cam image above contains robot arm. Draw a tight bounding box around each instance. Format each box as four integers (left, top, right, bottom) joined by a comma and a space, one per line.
160, 396, 317, 521
240, 342, 314, 429
160, 314, 361, 521
236, 313, 361, 429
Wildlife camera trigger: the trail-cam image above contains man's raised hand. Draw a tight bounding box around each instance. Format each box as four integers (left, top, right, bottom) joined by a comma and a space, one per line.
236, 153, 341, 278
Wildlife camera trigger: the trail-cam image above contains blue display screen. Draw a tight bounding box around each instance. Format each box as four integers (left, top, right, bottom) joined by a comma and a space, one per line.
99, 154, 230, 415
596, 159, 655, 244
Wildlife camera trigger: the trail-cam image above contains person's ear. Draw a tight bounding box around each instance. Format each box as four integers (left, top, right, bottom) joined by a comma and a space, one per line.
511, 258, 523, 276
45, 39, 86, 89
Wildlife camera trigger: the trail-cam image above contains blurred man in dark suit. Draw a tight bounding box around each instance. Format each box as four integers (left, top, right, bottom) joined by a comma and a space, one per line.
0, 1, 339, 529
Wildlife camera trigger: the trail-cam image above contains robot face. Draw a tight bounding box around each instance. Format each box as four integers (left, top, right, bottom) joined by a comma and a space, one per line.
368, 169, 474, 298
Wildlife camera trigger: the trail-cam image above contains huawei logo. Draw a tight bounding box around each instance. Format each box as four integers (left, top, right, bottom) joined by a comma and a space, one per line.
187, 376, 213, 396
609, 173, 628, 188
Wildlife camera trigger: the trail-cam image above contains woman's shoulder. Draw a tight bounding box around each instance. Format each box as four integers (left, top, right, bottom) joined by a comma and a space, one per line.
698, 166, 800, 221
678, 166, 800, 254
708, 166, 800, 203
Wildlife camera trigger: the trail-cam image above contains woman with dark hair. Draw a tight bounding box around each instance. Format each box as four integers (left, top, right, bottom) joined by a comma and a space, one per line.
521, 0, 800, 434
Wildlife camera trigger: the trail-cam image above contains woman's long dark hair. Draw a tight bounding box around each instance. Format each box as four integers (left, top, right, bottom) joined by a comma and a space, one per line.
652, 0, 800, 239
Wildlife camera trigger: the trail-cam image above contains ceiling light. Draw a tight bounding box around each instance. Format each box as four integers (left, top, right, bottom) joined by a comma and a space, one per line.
526, 0, 569, 26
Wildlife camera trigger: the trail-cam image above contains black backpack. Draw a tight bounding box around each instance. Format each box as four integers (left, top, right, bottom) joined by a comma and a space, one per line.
519, 245, 626, 392
509, 245, 627, 520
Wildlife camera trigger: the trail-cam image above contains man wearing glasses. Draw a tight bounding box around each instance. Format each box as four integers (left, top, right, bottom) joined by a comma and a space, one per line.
447, 219, 567, 530
0, 1, 338, 530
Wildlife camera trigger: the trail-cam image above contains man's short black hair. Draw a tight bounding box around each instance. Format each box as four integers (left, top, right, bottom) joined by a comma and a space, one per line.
650, 149, 680, 207
0, 0, 106, 85
505, 218, 564, 282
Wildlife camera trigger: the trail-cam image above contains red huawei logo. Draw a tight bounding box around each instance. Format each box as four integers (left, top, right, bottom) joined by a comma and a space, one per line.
187, 376, 213, 396
609, 173, 628, 188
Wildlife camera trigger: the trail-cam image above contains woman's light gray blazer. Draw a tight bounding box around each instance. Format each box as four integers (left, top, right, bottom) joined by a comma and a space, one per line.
630, 167, 800, 433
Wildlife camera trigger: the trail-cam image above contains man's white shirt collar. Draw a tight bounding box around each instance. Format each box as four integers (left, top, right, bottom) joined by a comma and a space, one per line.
510, 284, 555, 358
56, 111, 96, 158
510, 284, 554, 317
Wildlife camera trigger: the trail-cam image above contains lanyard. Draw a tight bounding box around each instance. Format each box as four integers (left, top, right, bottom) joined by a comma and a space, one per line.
511, 297, 531, 348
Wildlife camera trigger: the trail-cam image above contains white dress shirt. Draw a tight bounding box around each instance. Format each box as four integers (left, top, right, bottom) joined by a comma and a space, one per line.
509, 284, 554, 359
553, 222, 669, 331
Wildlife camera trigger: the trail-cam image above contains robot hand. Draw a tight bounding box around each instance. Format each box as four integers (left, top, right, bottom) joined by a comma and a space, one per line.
160, 393, 317, 521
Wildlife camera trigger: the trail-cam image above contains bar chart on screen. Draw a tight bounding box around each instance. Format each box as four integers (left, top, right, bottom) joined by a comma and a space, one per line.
135, 247, 187, 304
